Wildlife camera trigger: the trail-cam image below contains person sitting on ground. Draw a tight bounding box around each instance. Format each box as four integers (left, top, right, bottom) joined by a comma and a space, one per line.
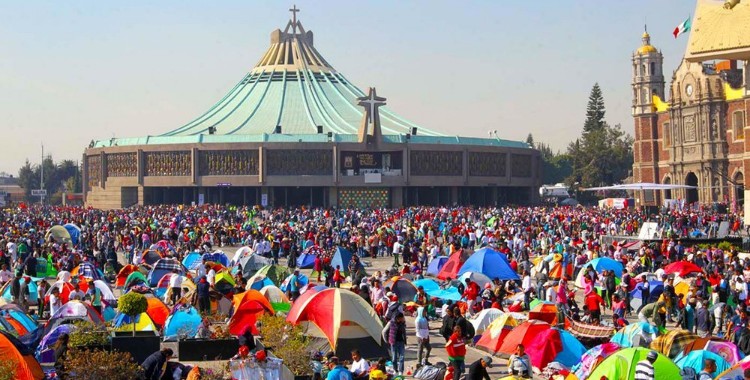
349, 349, 370, 379
508, 344, 531, 378
326, 356, 353, 380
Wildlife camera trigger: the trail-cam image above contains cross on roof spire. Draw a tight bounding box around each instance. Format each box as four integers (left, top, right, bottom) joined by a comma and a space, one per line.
289, 5, 300, 33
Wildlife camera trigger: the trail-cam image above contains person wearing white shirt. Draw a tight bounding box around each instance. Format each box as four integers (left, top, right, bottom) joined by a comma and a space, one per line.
207, 268, 216, 286
49, 288, 62, 317
168, 270, 184, 305
545, 282, 556, 303
0, 264, 12, 286
349, 349, 370, 379
68, 284, 85, 301
6, 242, 16, 264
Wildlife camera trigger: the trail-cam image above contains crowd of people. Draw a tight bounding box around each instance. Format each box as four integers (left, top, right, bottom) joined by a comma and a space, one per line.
0, 202, 747, 379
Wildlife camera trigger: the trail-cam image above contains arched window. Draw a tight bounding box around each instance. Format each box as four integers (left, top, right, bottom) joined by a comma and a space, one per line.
641, 64, 646, 76
650, 62, 656, 76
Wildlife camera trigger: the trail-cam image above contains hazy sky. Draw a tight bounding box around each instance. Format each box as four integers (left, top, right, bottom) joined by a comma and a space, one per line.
0, 1, 697, 174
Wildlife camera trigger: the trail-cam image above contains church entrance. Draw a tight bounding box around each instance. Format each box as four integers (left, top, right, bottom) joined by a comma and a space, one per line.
685, 172, 699, 205
734, 172, 744, 210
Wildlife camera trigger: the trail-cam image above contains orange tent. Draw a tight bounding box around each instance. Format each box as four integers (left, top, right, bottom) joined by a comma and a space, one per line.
144, 295, 169, 328
228, 290, 274, 335
0, 331, 43, 379
116, 265, 139, 288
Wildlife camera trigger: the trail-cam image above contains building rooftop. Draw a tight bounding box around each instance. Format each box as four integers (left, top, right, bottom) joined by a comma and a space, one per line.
93, 133, 530, 149
686, 0, 750, 61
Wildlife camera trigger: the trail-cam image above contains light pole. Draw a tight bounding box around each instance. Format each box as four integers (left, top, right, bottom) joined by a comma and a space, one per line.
40, 143, 45, 205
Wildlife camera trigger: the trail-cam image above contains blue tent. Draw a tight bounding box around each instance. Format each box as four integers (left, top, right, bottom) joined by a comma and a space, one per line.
630, 281, 664, 303
553, 329, 587, 367
426, 256, 448, 277
675, 350, 730, 375
458, 248, 519, 280
330, 247, 353, 276
182, 252, 202, 270
249, 276, 275, 291
1, 276, 41, 304
63, 223, 81, 246
296, 253, 316, 269
163, 306, 202, 341
413, 278, 441, 293
102, 305, 116, 322
584, 257, 624, 277
202, 252, 229, 267
280, 274, 309, 293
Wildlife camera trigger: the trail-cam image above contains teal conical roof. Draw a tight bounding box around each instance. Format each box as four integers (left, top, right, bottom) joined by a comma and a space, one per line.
161, 10, 442, 137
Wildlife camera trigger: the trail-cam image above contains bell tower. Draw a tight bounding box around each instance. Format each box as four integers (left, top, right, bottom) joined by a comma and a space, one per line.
631, 29, 665, 116
631, 28, 666, 205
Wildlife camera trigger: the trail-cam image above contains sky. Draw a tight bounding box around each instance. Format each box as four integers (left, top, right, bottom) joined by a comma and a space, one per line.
0, 1, 698, 175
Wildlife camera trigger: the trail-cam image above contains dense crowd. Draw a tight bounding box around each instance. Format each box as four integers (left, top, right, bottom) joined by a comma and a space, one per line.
0, 203, 748, 379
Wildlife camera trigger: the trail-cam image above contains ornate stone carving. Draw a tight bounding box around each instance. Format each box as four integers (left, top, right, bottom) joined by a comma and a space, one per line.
410, 151, 463, 176
199, 150, 259, 176
86, 155, 101, 191
144, 151, 191, 176
469, 152, 507, 177
106, 153, 137, 177
684, 115, 697, 142
266, 149, 332, 175
338, 188, 389, 208
511, 154, 532, 178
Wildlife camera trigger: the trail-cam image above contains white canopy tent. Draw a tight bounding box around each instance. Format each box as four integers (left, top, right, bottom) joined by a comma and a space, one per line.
582, 182, 697, 191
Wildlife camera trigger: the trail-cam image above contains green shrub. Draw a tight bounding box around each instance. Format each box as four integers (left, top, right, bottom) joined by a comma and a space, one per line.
117, 292, 148, 336
259, 314, 310, 376
69, 320, 109, 348
67, 349, 142, 380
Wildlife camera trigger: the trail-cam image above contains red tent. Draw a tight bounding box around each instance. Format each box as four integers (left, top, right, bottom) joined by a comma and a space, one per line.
116, 265, 139, 288
498, 320, 550, 355
228, 290, 274, 335
475, 314, 518, 354
664, 261, 703, 277
437, 250, 465, 280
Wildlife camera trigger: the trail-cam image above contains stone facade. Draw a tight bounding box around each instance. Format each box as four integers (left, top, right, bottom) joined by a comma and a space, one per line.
631, 32, 749, 210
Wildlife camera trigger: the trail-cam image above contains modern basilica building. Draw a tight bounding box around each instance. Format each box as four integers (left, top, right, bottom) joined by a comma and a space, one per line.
83, 7, 541, 209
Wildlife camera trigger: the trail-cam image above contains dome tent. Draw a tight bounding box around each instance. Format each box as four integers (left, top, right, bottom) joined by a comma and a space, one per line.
287, 288, 387, 359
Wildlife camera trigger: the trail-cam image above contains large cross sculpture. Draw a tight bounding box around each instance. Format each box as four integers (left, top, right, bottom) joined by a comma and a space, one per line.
289, 5, 300, 33
357, 87, 386, 125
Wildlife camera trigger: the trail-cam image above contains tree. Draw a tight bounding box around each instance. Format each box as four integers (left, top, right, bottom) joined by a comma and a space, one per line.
583, 83, 606, 134
118, 292, 148, 336
526, 133, 535, 146
16, 156, 81, 203
566, 84, 633, 190
67, 349, 142, 380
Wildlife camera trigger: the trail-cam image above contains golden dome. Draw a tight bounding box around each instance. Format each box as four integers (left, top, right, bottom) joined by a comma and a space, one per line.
637, 44, 658, 54
642, 31, 650, 39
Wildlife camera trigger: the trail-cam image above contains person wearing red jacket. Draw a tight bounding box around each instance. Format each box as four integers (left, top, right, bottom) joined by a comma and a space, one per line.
584, 289, 605, 322
463, 279, 480, 317
445, 325, 466, 380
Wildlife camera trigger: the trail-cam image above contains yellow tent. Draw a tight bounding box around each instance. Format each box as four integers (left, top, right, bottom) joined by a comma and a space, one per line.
114, 312, 157, 332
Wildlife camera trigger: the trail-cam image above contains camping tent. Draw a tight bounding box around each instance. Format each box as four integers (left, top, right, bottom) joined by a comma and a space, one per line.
240, 255, 274, 279
458, 248, 519, 281
123, 271, 148, 290
147, 258, 185, 287
203, 251, 229, 267
589, 347, 680, 380
251, 265, 289, 286
46, 225, 72, 245
385, 276, 417, 303
317, 247, 354, 277
113, 312, 158, 332
280, 274, 309, 293
35, 324, 75, 365
457, 272, 492, 289
426, 256, 448, 277
231, 246, 252, 266
140, 249, 163, 266
287, 288, 387, 359
649, 329, 698, 358
296, 253, 317, 269
0, 330, 44, 379
44, 300, 105, 335
436, 251, 465, 280
0, 277, 40, 305
611, 322, 659, 348
228, 290, 275, 335
246, 274, 275, 291
163, 306, 203, 341
259, 286, 291, 313
144, 294, 170, 328
71, 262, 102, 281
575, 257, 624, 288
63, 223, 81, 246
675, 349, 730, 375
470, 308, 504, 336
475, 314, 519, 354
182, 252, 203, 270
572, 342, 622, 380
116, 265, 140, 288
0, 304, 41, 348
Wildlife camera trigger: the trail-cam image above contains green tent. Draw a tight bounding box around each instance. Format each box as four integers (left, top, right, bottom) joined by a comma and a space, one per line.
588, 347, 680, 380
254, 265, 289, 286
124, 271, 148, 289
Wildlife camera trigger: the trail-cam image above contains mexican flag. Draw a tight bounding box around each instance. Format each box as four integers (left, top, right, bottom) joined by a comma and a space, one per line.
673, 17, 691, 38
